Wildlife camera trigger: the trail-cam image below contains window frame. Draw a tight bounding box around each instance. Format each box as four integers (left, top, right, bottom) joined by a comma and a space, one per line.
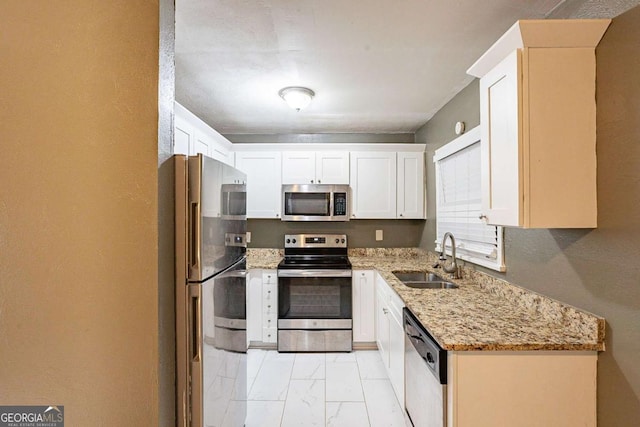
433, 126, 506, 272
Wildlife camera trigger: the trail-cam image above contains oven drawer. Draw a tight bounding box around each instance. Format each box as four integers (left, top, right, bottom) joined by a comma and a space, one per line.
278, 329, 352, 352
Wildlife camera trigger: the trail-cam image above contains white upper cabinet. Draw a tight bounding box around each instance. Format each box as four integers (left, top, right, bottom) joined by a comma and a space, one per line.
467, 19, 611, 228
350, 150, 425, 219
235, 151, 282, 219
350, 152, 397, 219
397, 152, 425, 219
174, 113, 193, 156
282, 151, 349, 184
173, 102, 235, 166
315, 151, 350, 184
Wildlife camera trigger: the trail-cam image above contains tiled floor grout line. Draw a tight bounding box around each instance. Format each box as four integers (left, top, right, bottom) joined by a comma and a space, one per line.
355, 353, 373, 427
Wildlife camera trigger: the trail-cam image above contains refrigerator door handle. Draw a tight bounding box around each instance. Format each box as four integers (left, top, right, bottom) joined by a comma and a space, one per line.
189, 285, 203, 427
191, 287, 202, 362
189, 201, 201, 273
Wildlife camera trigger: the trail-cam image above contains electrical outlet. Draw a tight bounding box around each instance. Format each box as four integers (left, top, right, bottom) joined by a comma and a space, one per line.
375, 230, 383, 241
246, 231, 251, 243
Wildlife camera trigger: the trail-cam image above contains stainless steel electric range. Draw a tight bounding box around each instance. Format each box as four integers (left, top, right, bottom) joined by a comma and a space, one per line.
277, 234, 352, 352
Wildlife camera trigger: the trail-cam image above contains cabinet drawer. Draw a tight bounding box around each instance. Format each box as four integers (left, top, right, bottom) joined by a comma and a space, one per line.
262, 327, 277, 343
262, 271, 277, 285
263, 311, 277, 328
263, 300, 277, 316
262, 284, 276, 300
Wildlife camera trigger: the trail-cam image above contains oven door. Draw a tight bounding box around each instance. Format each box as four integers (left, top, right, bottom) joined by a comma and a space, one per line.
277, 270, 352, 326
277, 270, 352, 351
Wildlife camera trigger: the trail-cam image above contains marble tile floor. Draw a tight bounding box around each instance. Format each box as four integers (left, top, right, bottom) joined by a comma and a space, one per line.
243, 349, 410, 427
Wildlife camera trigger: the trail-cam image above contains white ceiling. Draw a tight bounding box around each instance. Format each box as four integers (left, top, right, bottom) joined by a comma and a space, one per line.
175, 0, 568, 135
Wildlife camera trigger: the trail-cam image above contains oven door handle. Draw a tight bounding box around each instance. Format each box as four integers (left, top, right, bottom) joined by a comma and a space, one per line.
277, 269, 352, 278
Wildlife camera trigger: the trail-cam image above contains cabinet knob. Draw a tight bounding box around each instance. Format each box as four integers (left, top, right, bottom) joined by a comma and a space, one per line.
318, 180, 321, 184
479, 214, 487, 220
352, 214, 356, 218
382, 308, 389, 314
399, 213, 403, 217
276, 213, 279, 218
310, 179, 314, 183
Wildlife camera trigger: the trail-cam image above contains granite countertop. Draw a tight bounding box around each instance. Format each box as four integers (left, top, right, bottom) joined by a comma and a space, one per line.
247, 248, 605, 352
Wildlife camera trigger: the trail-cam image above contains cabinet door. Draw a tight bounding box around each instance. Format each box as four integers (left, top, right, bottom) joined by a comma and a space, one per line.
350, 152, 397, 219
397, 151, 425, 219
193, 129, 211, 157
479, 50, 522, 227
174, 114, 193, 155
353, 270, 376, 343
388, 308, 405, 407
375, 286, 390, 367
316, 151, 350, 184
246, 270, 263, 343
282, 151, 316, 184
235, 152, 282, 218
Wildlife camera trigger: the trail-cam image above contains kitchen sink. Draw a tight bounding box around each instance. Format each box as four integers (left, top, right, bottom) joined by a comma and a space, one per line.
392, 271, 446, 282
392, 271, 459, 289
401, 281, 459, 289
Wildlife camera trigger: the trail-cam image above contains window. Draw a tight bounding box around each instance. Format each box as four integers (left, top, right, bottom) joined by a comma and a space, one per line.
433, 126, 505, 272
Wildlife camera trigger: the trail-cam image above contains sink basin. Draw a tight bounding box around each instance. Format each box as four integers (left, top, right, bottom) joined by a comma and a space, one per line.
392, 271, 459, 289
392, 271, 446, 282
401, 281, 459, 289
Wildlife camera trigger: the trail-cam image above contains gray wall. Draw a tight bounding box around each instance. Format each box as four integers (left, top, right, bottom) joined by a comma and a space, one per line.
415, 79, 480, 249
248, 219, 425, 248
415, 6, 640, 425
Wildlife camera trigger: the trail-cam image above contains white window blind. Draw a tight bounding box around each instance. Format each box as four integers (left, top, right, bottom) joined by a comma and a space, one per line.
434, 127, 505, 272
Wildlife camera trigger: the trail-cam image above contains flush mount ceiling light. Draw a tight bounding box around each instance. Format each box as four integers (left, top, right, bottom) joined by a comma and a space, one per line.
278, 86, 315, 112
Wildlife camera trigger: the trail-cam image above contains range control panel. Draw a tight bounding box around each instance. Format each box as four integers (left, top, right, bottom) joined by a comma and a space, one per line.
284, 234, 347, 248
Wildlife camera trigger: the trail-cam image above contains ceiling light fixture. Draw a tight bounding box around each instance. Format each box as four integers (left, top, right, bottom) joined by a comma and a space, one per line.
278, 86, 315, 112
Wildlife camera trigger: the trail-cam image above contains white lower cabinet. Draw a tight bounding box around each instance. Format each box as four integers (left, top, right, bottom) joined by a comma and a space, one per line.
261, 270, 277, 343
246, 269, 278, 346
375, 274, 405, 407
352, 270, 376, 343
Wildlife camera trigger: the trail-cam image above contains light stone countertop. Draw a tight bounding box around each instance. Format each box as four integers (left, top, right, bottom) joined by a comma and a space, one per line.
247, 248, 605, 352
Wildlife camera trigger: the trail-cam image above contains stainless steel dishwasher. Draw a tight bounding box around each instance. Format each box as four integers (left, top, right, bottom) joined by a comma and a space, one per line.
403, 308, 447, 427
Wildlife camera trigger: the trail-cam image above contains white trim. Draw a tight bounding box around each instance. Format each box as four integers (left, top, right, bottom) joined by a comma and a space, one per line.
433, 126, 481, 162
434, 126, 506, 272
233, 142, 426, 153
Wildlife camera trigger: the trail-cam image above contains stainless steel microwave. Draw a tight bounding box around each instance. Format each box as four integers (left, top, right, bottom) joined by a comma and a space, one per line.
282, 184, 350, 221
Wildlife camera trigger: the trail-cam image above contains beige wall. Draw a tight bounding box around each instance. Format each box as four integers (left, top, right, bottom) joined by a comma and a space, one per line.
416, 6, 640, 425
0, 2, 161, 425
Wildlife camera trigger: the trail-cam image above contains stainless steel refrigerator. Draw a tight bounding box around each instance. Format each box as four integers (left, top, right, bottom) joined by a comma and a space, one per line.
175, 154, 248, 427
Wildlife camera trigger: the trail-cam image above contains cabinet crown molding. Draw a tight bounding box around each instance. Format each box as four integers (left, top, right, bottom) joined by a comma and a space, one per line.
467, 19, 611, 78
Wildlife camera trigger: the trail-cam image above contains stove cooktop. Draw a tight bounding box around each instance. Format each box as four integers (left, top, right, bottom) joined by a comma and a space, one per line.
278, 233, 351, 270
277, 255, 352, 270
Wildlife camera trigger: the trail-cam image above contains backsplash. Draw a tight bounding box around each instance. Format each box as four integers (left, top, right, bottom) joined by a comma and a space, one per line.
247, 218, 426, 248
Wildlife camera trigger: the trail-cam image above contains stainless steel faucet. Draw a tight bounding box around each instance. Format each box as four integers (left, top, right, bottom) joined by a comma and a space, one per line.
438, 232, 462, 279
